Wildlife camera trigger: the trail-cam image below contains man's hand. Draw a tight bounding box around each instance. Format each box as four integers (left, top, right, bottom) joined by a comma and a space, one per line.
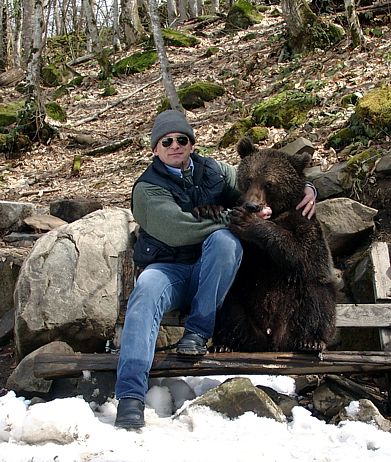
192, 204, 225, 223
296, 185, 316, 219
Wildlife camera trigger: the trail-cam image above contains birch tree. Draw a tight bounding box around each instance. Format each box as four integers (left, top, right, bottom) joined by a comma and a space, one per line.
0, 0, 6, 70
281, 0, 345, 53
112, 0, 122, 50
83, 0, 111, 78
148, 0, 182, 112
344, 0, 366, 49
120, 0, 145, 48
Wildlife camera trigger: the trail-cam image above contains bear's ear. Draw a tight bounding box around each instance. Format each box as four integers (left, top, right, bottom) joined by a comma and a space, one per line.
237, 137, 257, 159
288, 152, 312, 174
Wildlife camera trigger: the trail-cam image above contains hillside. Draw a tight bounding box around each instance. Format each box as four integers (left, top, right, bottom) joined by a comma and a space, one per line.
0, 9, 390, 211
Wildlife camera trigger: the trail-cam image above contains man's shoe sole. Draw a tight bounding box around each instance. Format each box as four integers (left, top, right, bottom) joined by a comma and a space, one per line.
115, 418, 145, 430
176, 347, 207, 356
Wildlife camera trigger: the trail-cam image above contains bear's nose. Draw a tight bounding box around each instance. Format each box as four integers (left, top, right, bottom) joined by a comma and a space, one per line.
244, 202, 261, 213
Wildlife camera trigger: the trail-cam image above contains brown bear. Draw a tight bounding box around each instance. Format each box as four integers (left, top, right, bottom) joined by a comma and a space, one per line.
213, 138, 337, 352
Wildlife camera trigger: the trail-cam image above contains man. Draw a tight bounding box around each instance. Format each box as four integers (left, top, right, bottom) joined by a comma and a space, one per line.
115, 110, 316, 430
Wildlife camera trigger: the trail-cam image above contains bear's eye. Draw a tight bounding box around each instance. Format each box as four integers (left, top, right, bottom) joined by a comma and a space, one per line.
243, 178, 253, 191
264, 181, 273, 191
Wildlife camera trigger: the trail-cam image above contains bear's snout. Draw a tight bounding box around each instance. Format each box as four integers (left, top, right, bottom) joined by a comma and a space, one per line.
244, 202, 262, 213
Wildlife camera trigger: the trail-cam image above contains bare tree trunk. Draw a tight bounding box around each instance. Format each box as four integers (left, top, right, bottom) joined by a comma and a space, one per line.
167, 0, 177, 26
281, 0, 344, 53
82, 0, 111, 78
13, 0, 22, 66
188, 0, 198, 18
211, 0, 219, 14
148, 0, 182, 112
0, 0, 7, 71
53, 0, 61, 35
177, 0, 188, 23
344, 0, 366, 48
112, 0, 122, 51
120, 0, 145, 48
22, 0, 34, 65
22, 0, 47, 141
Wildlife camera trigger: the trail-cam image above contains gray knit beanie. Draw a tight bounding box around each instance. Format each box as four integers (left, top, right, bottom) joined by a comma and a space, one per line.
151, 110, 195, 150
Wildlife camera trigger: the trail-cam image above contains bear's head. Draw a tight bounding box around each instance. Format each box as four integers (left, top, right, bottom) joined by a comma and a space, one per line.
236, 138, 311, 216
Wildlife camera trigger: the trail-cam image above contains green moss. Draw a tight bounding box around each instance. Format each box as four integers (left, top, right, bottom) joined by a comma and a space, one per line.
202, 47, 220, 58
113, 51, 158, 75
355, 85, 391, 136
346, 147, 381, 171
326, 127, 356, 150
52, 76, 85, 100
161, 28, 200, 47
245, 126, 269, 143
219, 117, 253, 148
0, 101, 24, 127
225, 0, 264, 31
341, 93, 361, 107
42, 64, 70, 87
252, 90, 319, 129
45, 102, 67, 122
159, 81, 225, 111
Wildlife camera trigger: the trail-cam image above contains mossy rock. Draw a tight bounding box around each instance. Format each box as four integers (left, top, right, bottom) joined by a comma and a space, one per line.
45, 102, 67, 122
0, 101, 24, 127
41, 64, 76, 87
354, 85, 391, 137
341, 93, 361, 108
246, 126, 269, 143
252, 90, 319, 129
0, 131, 31, 156
326, 127, 356, 150
161, 28, 200, 47
225, 0, 264, 32
52, 76, 85, 100
113, 51, 158, 76
346, 147, 382, 177
159, 81, 225, 111
219, 117, 253, 148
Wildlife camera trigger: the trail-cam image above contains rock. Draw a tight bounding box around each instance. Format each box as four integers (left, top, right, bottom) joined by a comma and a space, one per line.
333, 399, 391, 432
14, 208, 136, 358
279, 137, 315, 156
6, 341, 74, 396
0, 308, 14, 346
182, 377, 286, 422
316, 198, 378, 256
312, 383, 352, 419
257, 385, 299, 418
50, 198, 103, 223
0, 248, 29, 318
23, 214, 67, 232
3, 232, 42, 243
0, 201, 35, 231
306, 162, 348, 199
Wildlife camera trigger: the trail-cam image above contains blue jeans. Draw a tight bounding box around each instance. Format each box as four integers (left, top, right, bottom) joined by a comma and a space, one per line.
115, 229, 243, 402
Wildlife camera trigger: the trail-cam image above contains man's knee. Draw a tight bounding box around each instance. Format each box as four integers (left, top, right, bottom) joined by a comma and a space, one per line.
204, 229, 243, 259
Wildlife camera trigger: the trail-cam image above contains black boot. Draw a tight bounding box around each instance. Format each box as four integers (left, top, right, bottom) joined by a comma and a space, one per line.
115, 398, 145, 429
177, 330, 208, 355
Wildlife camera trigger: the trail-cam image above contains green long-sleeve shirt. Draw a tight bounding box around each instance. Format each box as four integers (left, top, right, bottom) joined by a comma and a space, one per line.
132, 160, 239, 247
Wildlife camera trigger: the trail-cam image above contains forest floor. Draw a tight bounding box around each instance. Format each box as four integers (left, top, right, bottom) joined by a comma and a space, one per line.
0, 8, 391, 391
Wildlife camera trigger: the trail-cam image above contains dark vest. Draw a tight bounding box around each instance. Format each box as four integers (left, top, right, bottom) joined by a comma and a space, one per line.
132, 152, 228, 267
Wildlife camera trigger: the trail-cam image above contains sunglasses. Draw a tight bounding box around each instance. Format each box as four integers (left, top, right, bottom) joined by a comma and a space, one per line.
161, 135, 190, 148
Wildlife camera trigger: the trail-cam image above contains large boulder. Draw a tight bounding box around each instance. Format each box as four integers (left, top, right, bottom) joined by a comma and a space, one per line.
14, 208, 136, 358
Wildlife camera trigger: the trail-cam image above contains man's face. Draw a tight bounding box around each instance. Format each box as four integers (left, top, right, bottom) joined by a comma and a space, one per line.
153, 132, 194, 168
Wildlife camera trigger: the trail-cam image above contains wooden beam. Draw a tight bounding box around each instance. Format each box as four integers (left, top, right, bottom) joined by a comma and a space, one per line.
161, 304, 391, 328
336, 303, 391, 327
33, 351, 391, 380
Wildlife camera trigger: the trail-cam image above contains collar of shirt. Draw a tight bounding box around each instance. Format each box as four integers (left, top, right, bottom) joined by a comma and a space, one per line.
164, 158, 194, 177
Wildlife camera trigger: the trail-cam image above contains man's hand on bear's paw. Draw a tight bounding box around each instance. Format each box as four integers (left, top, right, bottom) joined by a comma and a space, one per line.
192, 204, 225, 222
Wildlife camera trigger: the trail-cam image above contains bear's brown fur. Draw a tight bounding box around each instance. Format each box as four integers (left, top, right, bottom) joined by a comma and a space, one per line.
213, 138, 337, 352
